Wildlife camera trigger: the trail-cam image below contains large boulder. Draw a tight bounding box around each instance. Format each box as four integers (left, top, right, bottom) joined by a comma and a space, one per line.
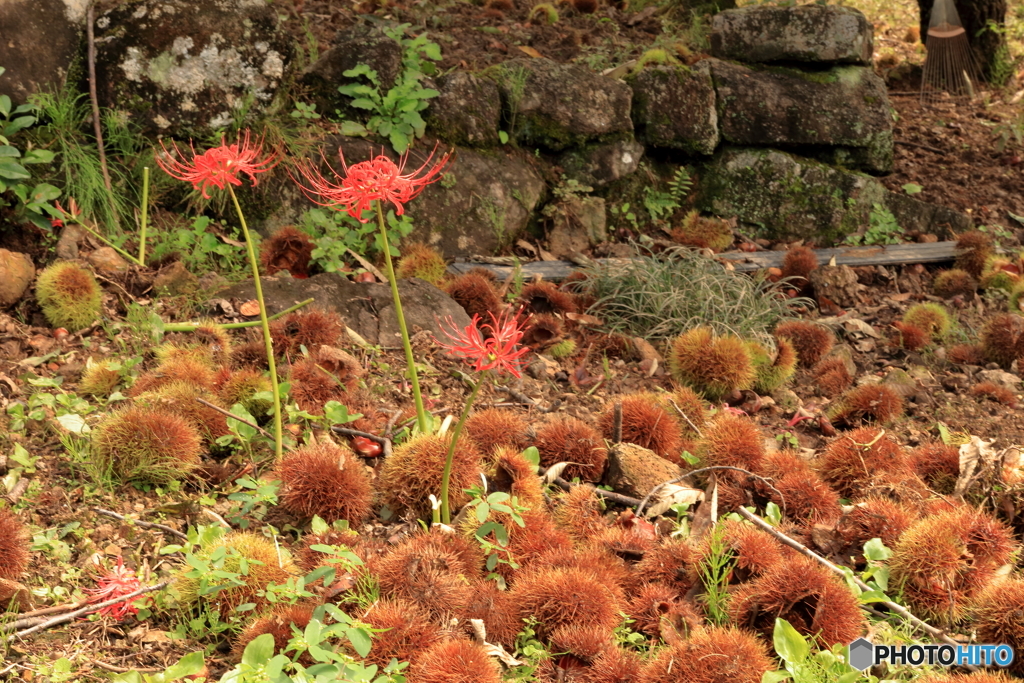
490, 59, 633, 151
93, 0, 291, 134
626, 62, 719, 155
698, 147, 970, 244
425, 71, 502, 147
709, 59, 893, 173
0, 0, 84, 103
711, 5, 873, 65
218, 273, 471, 347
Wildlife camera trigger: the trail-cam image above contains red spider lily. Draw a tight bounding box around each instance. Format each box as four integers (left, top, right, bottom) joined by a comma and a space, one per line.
293, 145, 451, 222
156, 130, 277, 199
85, 557, 143, 620
435, 309, 529, 378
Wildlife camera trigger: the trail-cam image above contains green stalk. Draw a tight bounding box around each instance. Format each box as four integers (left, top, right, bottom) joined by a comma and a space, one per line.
139, 166, 150, 265
162, 298, 313, 332
440, 377, 484, 525
375, 200, 429, 435
69, 219, 143, 266
227, 184, 283, 460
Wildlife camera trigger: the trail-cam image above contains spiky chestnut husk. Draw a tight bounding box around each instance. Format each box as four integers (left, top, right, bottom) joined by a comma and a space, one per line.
0, 509, 30, 580
747, 338, 798, 394
535, 415, 607, 482
78, 360, 121, 397
979, 268, 1019, 292
971, 381, 1018, 407
971, 578, 1024, 676
955, 230, 994, 277
911, 441, 961, 494
918, 674, 1014, 683
360, 598, 445, 667
780, 245, 818, 281
598, 393, 683, 464
728, 555, 865, 647
231, 339, 270, 370
232, 603, 315, 662
668, 386, 707, 437
259, 226, 314, 278
551, 484, 608, 545
837, 496, 920, 556
948, 343, 986, 365
217, 368, 273, 420
410, 639, 503, 683
34, 261, 102, 331
932, 268, 978, 298
775, 320, 835, 368
533, 546, 632, 600
129, 357, 218, 397
396, 242, 447, 286
625, 582, 702, 639
444, 272, 503, 320
581, 645, 643, 683
153, 342, 217, 368
700, 518, 787, 582
490, 447, 545, 512
890, 506, 1016, 625
980, 313, 1024, 370
817, 427, 910, 498
668, 210, 733, 252
696, 413, 766, 471
508, 566, 623, 641
902, 303, 952, 339
463, 578, 517, 647
270, 308, 344, 357
135, 380, 230, 445
91, 406, 202, 484
589, 332, 637, 361
891, 321, 929, 351
519, 281, 578, 315
484, 509, 574, 585
289, 358, 347, 416
758, 452, 842, 525
827, 384, 905, 426
811, 357, 853, 397
191, 320, 233, 367
174, 532, 298, 617
640, 627, 771, 683
374, 530, 484, 620
550, 624, 613, 662
521, 313, 563, 350
377, 432, 484, 519
594, 521, 657, 561
631, 538, 699, 595
1009, 282, 1024, 314
548, 338, 577, 359
463, 408, 528, 459
667, 326, 755, 400
276, 442, 373, 524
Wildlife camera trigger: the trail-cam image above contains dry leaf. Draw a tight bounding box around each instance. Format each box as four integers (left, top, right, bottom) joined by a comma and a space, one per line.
644, 484, 705, 518
954, 435, 999, 498
239, 300, 261, 317
842, 318, 881, 338
517, 45, 543, 58
543, 462, 572, 483
566, 312, 604, 327
515, 239, 537, 255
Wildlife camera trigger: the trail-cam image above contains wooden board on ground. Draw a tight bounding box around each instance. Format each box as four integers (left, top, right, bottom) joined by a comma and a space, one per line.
446, 241, 960, 280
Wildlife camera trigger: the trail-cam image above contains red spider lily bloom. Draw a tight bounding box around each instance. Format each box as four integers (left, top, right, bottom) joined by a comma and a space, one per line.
294, 145, 451, 222
156, 130, 278, 199
85, 557, 143, 620
435, 309, 529, 378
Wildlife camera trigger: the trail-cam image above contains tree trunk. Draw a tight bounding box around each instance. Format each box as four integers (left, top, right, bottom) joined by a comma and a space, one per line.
917, 0, 1008, 83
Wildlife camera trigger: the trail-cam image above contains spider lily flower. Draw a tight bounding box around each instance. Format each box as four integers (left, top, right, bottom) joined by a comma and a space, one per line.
155, 130, 278, 199
293, 145, 452, 222
86, 557, 143, 620
435, 310, 530, 378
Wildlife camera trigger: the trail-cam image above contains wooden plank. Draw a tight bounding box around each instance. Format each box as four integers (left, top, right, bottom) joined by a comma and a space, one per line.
447, 241, 960, 280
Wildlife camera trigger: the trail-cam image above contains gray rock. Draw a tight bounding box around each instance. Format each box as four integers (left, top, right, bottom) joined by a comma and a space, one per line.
218, 273, 471, 347
426, 72, 502, 147
709, 59, 893, 173
809, 266, 864, 309
546, 196, 607, 259
0, 0, 83, 104
87, 247, 130, 275
604, 442, 682, 499
977, 369, 1022, 387
886, 192, 972, 238
558, 137, 644, 188
94, 0, 292, 135
711, 5, 873, 65
490, 59, 632, 151
302, 25, 403, 120
0, 249, 34, 307
626, 62, 719, 155
153, 261, 198, 296
54, 224, 85, 261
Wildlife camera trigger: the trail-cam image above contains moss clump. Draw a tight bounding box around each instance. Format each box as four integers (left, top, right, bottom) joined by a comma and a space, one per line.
35, 261, 102, 330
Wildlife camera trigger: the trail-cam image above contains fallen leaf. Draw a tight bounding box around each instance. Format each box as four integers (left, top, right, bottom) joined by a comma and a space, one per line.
239, 300, 260, 317
644, 484, 705, 518
517, 45, 543, 58
566, 312, 604, 327
843, 318, 881, 338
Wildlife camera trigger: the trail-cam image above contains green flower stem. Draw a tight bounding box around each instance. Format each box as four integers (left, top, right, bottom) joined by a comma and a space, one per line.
375, 200, 429, 435
440, 376, 485, 525
139, 166, 150, 265
69, 219, 143, 266
162, 298, 314, 332
227, 184, 283, 460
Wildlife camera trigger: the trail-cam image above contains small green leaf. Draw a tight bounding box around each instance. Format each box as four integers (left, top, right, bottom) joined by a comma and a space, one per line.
520, 446, 540, 467
773, 618, 809, 664
349, 97, 377, 110
22, 149, 55, 164
0, 160, 30, 179
498, 130, 510, 145
0, 145, 20, 158
241, 633, 275, 666
348, 626, 373, 657
858, 590, 890, 603
762, 671, 793, 683
902, 183, 923, 194
863, 538, 891, 562
340, 121, 368, 137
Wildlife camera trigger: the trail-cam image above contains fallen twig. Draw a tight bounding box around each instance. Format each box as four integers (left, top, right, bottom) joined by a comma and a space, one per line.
90, 660, 165, 674
195, 398, 271, 438
494, 385, 560, 413
612, 402, 622, 444
668, 399, 703, 437
330, 426, 393, 459
6, 582, 169, 641
93, 507, 188, 542
539, 467, 642, 507
635, 466, 784, 517
735, 506, 973, 662
895, 139, 947, 156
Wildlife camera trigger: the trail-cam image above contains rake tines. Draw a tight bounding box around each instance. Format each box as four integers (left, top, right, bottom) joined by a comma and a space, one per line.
920, 0, 982, 103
